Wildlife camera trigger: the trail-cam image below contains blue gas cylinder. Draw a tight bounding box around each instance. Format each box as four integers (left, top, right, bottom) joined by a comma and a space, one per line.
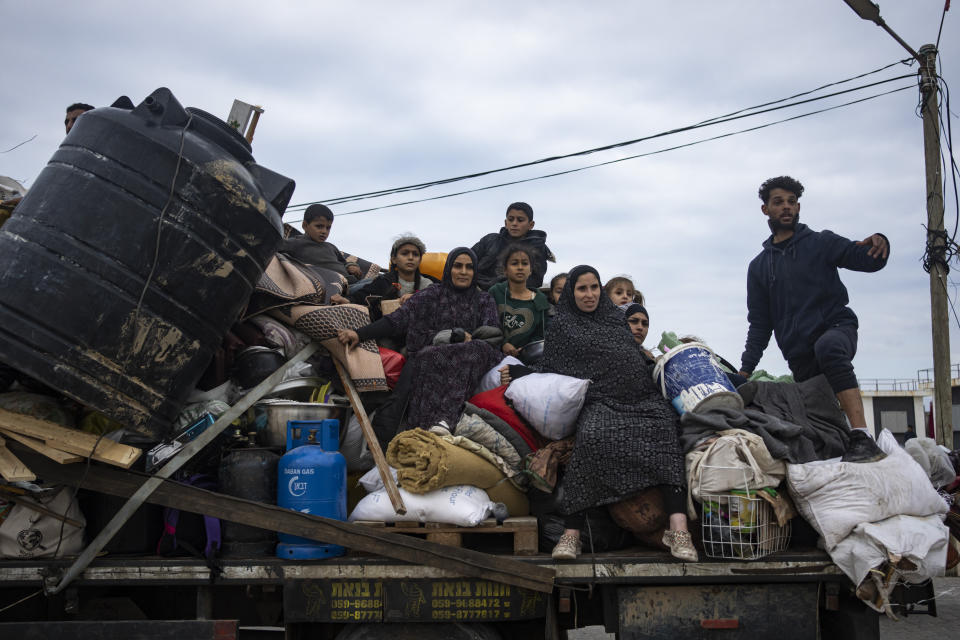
277, 419, 347, 559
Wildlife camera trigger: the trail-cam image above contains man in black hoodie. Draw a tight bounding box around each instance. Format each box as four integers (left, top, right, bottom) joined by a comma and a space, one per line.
739, 176, 889, 456
472, 202, 554, 290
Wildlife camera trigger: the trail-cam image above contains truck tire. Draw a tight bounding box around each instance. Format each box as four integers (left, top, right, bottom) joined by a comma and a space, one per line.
334, 622, 502, 640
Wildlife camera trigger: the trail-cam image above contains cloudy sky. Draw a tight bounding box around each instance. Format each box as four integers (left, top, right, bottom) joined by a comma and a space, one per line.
2, 1, 958, 385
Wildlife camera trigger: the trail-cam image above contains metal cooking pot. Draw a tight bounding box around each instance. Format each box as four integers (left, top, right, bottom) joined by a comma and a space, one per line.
519, 340, 545, 366
262, 377, 328, 402
234, 346, 285, 389
254, 399, 349, 448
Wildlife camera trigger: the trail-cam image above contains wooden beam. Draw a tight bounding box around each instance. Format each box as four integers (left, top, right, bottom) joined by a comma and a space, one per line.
333, 358, 405, 515
0, 428, 83, 464
0, 409, 140, 468
0, 437, 35, 482
13, 445, 555, 593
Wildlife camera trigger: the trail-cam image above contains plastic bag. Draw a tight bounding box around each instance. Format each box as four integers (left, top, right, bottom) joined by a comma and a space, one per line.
504, 373, 589, 440
687, 429, 785, 498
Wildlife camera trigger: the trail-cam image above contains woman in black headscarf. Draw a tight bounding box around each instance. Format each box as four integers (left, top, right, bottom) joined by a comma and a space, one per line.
339, 248, 503, 445
509, 265, 696, 561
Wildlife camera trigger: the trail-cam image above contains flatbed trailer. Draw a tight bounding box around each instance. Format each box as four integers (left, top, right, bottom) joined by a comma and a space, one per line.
0, 545, 882, 639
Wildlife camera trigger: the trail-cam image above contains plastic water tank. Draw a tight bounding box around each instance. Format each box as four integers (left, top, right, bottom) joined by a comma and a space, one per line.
0, 88, 295, 437
277, 419, 347, 559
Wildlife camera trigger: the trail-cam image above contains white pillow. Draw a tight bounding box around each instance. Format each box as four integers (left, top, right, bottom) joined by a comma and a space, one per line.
504, 372, 589, 440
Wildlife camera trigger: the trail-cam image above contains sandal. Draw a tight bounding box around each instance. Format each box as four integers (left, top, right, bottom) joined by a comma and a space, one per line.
662, 529, 698, 562
551, 533, 581, 560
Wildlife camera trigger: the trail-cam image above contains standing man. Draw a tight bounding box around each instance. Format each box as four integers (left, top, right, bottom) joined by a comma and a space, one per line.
64, 102, 94, 134
739, 176, 889, 459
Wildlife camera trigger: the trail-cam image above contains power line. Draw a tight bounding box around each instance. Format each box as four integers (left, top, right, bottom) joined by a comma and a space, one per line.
0, 135, 37, 154
281, 84, 912, 220
286, 61, 916, 212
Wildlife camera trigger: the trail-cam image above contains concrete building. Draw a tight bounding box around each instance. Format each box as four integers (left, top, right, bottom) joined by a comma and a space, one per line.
859, 365, 960, 448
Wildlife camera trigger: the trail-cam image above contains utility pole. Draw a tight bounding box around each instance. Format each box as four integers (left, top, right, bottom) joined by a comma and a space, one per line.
842, 2, 954, 446
918, 44, 953, 447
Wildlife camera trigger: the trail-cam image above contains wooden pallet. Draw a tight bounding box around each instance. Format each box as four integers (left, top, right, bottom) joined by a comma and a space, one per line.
353, 516, 538, 555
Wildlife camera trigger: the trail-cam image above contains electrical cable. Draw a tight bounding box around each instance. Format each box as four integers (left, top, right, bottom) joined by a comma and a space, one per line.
0, 135, 37, 154
936, 0, 950, 53
282, 84, 913, 221
285, 66, 915, 211
936, 76, 960, 245
939, 276, 960, 330
134, 113, 194, 317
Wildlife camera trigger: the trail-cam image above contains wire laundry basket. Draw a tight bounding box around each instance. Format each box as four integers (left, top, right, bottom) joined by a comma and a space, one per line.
698, 464, 791, 560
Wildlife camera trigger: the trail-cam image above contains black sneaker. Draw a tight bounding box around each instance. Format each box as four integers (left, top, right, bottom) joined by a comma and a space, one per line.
841, 429, 887, 463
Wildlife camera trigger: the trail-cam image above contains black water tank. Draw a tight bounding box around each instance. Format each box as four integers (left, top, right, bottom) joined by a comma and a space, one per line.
0, 88, 295, 438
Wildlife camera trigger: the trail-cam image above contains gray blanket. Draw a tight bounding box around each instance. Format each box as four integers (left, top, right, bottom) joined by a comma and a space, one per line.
680, 374, 850, 463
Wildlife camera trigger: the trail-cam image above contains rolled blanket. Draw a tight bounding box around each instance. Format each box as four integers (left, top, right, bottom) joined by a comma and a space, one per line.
386, 428, 505, 494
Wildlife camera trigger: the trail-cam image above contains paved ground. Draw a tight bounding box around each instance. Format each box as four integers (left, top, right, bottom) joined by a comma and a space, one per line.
567, 577, 960, 639
880, 577, 960, 639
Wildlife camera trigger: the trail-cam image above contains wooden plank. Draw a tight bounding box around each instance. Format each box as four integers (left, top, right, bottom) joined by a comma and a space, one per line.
0, 428, 83, 463
0, 438, 35, 481
0, 408, 140, 468
332, 359, 406, 515
426, 531, 462, 547
352, 517, 540, 555
13, 445, 555, 593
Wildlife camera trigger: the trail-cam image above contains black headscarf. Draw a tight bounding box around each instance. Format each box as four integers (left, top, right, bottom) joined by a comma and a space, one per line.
385, 246, 497, 356
541, 265, 651, 402
624, 303, 648, 320
442, 247, 480, 290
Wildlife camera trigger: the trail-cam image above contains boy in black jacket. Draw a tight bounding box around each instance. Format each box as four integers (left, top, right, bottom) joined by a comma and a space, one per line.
739, 176, 889, 460
472, 202, 554, 290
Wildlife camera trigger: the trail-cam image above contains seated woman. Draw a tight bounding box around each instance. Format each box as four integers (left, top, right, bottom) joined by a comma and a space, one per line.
503, 265, 697, 562
338, 248, 503, 447
488, 244, 550, 360
348, 235, 437, 310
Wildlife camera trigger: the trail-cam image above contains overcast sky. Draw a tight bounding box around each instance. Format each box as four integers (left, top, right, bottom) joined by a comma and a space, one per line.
2, 1, 958, 386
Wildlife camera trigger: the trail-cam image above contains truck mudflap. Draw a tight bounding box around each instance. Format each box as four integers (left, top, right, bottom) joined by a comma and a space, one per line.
613, 583, 821, 639
283, 578, 548, 624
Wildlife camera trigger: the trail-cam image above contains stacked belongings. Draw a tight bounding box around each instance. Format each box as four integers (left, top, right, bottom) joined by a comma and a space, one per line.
348, 427, 528, 525
676, 374, 951, 618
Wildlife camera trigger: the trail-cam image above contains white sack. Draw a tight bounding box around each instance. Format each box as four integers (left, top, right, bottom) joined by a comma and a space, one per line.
348, 483, 494, 526
829, 514, 948, 590
786, 429, 948, 551
340, 410, 373, 472
474, 356, 523, 395
358, 465, 397, 493
905, 438, 956, 489
505, 373, 589, 440
0, 487, 85, 558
